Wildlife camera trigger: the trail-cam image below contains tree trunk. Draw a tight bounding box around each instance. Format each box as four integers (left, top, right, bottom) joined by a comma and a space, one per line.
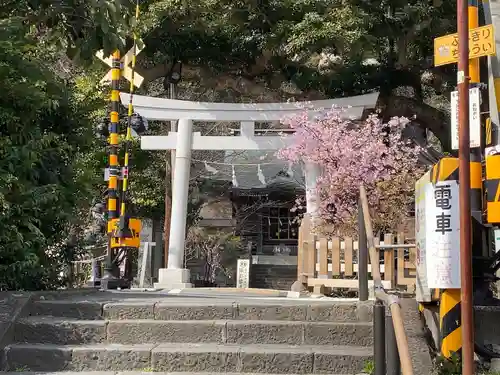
380, 95, 451, 152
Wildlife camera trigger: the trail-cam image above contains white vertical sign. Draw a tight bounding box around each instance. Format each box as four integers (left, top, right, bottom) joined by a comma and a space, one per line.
415, 170, 432, 302
451, 87, 481, 150
494, 229, 500, 253
237, 259, 250, 288
425, 181, 461, 289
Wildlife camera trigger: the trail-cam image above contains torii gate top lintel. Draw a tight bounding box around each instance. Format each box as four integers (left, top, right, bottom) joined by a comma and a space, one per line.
123, 92, 380, 151
120, 92, 379, 122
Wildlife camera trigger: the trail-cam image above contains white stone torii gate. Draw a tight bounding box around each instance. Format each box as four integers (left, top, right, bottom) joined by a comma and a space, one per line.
120, 92, 379, 289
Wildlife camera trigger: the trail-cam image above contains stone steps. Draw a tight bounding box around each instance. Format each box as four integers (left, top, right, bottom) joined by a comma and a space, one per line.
3, 297, 376, 374
14, 317, 373, 346
30, 300, 372, 322
4, 343, 372, 374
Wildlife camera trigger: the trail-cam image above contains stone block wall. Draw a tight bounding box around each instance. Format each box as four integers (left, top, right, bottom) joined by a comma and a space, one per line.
250, 264, 297, 291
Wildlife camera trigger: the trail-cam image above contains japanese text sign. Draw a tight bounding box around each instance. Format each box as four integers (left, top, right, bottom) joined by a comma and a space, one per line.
109, 218, 142, 249
450, 87, 481, 150
424, 181, 461, 288
434, 24, 495, 66
414, 169, 432, 302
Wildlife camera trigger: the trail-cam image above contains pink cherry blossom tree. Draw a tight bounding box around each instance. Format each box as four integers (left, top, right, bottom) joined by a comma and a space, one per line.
278, 107, 424, 235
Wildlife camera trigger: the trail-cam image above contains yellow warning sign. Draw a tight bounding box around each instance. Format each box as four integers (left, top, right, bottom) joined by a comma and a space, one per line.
434, 24, 496, 66
109, 218, 142, 249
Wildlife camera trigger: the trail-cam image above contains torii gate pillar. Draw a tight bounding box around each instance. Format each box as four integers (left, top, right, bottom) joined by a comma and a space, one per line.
157, 118, 193, 288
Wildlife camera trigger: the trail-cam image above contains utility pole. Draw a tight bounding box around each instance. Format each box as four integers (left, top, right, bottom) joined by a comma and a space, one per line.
457, 0, 474, 373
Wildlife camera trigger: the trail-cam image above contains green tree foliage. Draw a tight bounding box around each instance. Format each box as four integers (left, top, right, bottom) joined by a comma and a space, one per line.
0, 0, 459, 288
136, 0, 457, 150
2, 0, 134, 61
0, 20, 99, 290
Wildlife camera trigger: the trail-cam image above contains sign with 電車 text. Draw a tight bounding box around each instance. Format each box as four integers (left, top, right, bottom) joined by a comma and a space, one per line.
434, 24, 495, 66
450, 87, 481, 150
425, 181, 461, 289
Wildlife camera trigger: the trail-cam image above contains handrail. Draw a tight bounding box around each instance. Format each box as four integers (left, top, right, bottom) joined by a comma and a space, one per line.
359, 185, 414, 375
376, 244, 416, 249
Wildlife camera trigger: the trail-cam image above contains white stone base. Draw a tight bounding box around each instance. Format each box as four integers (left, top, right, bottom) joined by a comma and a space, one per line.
153, 268, 193, 289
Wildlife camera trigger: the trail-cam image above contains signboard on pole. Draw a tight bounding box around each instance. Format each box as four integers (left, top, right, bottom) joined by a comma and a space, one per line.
451, 87, 481, 150
434, 24, 495, 66
415, 170, 432, 302
96, 43, 145, 87
109, 218, 142, 249
494, 229, 500, 253
425, 181, 461, 289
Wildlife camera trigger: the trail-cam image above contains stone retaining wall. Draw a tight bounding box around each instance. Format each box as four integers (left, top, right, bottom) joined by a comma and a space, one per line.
250, 264, 297, 290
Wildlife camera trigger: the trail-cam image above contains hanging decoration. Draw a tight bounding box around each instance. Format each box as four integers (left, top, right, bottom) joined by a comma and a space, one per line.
204, 162, 218, 174
192, 158, 283, 166
257, 164, 266, 185
232, 165, 238, 187
192, 159, 297, 187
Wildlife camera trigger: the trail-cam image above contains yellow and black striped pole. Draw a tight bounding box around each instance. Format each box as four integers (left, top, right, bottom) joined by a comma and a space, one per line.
116, 1, 140, 240
103, 50, 122, 279
440, 289, 462, 358
469, 0, 484, 224
469, 0, 480, 85
484, 0, 500, 224
486, 154, 500, 222
107, 50, 121, 227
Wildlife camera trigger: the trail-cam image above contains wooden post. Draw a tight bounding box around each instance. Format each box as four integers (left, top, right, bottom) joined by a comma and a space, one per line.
384, 233, 395, 288
373, 237, 380, 279
344, 237, 354, 276
358, 202, 369, 301
332, 237, 341, 276
319, 238, 328, 278
297, 217, 305, 280
306, 240, 317, 279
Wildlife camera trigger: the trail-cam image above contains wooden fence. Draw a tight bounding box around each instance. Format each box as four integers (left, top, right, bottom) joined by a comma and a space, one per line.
297, 215, 416, 294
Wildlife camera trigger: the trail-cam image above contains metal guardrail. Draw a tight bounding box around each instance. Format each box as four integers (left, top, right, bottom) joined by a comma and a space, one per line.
358, 185, 414, 375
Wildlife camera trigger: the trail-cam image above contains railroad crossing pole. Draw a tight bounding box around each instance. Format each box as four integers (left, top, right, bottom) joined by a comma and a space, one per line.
458, 0, 474, 374
96, 35, 146, 289
102, 50, 122, 283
